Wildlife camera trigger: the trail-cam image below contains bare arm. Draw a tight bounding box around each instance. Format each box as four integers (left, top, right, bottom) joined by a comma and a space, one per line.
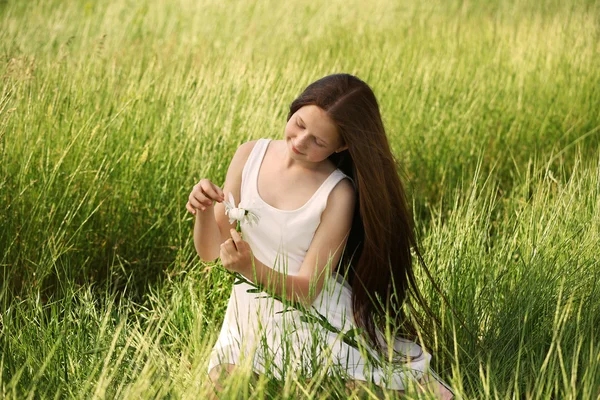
188, 140, 257, 261
224, 178, 356, 305
192, 192, 223, 261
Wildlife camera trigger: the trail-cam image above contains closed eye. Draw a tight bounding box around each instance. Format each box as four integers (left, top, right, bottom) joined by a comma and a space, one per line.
295, 120, 325, 146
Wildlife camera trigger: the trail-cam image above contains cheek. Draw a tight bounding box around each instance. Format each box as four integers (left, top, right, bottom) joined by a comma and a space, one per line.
309, 147, 333, 161
285, 124, 298, 138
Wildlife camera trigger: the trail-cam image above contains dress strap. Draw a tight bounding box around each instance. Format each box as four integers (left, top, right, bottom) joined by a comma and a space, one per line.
240, 139, 352, 213
313, 170, 353, 214
241, 139, 270, 201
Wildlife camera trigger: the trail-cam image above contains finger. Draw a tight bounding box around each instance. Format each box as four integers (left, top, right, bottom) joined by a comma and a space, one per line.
204, 185, 222, 203
220, 252, 230, 269
191, 193, 211, 209
210, 182, 225, 201
223, 237, 238, 252
201, 181, 224, 202
230, 229, 243, 248
219, 243, 228, 257
219, 242, 229, 258
186, 201, 196, 215
193, 182, 213, 204
188, 197, 205, 211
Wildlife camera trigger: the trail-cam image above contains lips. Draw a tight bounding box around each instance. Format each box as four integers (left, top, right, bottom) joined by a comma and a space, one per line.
291, 143, 303, 155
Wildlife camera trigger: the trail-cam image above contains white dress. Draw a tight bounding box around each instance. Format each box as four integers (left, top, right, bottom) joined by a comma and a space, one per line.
207, 138, 435, 390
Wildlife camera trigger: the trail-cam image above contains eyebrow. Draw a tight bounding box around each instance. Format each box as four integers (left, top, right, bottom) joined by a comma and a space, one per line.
298, 115, 328, 145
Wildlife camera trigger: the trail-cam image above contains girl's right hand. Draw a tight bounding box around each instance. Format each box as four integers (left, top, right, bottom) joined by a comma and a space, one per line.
186, 179, 225, 215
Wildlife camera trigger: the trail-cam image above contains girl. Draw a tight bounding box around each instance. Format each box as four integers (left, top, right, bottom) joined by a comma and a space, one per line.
187, 73, 453, 398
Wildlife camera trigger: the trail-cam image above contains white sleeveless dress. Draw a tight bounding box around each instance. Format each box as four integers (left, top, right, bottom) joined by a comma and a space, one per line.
207, 138, 434, 390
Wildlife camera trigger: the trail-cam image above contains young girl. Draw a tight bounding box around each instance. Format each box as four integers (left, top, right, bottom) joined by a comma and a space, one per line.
187, 73, 453, 398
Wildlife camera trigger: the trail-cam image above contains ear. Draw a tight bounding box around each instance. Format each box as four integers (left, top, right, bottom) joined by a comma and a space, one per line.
335, 144, 348, 153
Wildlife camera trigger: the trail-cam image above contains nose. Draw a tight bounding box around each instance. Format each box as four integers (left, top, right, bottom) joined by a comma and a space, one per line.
295, 133, 309, 149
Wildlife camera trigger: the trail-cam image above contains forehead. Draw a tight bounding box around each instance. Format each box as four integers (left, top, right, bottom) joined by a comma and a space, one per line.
295, 105, 339, 141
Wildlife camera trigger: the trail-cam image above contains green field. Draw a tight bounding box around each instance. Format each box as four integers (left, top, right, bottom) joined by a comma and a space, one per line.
1, 0, 599, 398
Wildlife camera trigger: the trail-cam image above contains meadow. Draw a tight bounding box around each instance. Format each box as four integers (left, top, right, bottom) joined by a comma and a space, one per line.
1, 0, 599, 398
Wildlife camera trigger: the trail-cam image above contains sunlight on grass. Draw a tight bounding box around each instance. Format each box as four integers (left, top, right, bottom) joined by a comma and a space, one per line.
1, 0, 599, 398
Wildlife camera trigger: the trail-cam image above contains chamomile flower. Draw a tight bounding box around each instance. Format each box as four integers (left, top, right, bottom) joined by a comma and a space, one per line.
223, 192, 260, 226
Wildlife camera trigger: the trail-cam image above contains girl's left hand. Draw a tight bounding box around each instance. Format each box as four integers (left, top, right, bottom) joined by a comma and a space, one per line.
220, 229, 253, 275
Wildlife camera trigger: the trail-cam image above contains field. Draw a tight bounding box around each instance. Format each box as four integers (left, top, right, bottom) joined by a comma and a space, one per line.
1, 0, 599, 398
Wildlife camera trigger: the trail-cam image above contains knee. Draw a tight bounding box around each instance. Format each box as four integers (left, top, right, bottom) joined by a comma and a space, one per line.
208, 363, 237, 384
418, 374, 453, 399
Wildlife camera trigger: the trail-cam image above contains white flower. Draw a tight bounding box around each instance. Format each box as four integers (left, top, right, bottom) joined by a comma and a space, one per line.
223, 192, 260, 226
228, 208, 246, 221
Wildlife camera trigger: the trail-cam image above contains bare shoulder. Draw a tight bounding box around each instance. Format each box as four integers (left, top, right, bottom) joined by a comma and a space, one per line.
319, 177, 356, 227
326, 177, 356, 209
232, 140, 258, 162
238, 140, 258, 154
226, 140, 258, 173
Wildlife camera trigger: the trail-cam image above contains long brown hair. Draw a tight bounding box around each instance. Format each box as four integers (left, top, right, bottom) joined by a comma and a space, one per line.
287, 73, 432, 353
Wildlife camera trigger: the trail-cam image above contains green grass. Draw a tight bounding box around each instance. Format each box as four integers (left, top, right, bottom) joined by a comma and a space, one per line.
1, 0, 599, 398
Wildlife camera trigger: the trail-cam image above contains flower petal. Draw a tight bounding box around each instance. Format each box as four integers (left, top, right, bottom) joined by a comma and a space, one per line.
243, 210, 259, 227
229, 208, 246, 221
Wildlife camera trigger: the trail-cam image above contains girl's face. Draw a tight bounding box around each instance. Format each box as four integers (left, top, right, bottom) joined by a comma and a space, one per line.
284, 105, 347, 163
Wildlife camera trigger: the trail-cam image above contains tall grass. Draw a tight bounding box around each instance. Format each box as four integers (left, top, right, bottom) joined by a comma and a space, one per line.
1, 0, 599, 398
